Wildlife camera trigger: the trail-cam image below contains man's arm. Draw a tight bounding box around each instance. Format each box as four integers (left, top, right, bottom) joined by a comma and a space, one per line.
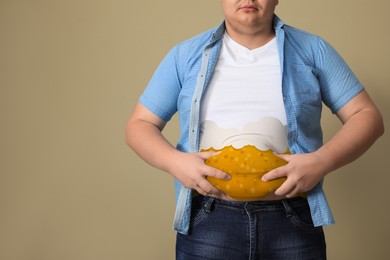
262, 90, 384, 197
125, 102, 231, 198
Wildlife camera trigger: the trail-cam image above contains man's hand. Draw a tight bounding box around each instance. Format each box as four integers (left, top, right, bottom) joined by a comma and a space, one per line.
168, 150, 232, 200
261, 152, 328, 198
126, 103, 232, 200
262, 90, 384, 198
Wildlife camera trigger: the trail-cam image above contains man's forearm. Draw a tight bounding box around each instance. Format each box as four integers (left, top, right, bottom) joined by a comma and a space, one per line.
125, 104, 231, 199
315, 103, 384, 175
125, 118, 179, 174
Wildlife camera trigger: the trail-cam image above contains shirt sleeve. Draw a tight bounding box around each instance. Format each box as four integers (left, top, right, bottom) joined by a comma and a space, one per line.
140, 46, 181, 121
314, 37, 364, 114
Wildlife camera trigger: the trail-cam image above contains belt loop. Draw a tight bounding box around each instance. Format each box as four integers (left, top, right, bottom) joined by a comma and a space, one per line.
204, 197, 215, 213
282, 200, 294, 218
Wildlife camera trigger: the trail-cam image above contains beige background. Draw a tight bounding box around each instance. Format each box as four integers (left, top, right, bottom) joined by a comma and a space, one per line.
0, 0, 389, 259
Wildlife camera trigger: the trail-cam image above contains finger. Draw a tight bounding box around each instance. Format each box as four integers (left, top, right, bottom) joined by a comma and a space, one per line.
286, 186, 301, 198
262, 166, 286, 182
205, 165, 231, 180
195, 185, 211, 197
194, 181, 211, 197
274, 178, 296, 197
214, 191, 233, 201
273, 152, 291, 161
197, 178, 223, 197
197, 151, 221, 160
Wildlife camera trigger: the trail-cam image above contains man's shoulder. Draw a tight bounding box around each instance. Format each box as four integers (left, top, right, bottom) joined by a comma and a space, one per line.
283, 24, 319, 41
281, 24, 331, 55
173, 24, 221, 54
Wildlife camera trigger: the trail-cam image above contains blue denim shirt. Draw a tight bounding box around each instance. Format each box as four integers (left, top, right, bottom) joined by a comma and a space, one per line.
140, 16, 364, 235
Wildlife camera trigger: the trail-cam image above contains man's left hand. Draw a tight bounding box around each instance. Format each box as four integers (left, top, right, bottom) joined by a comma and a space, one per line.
261, 152, 328, 198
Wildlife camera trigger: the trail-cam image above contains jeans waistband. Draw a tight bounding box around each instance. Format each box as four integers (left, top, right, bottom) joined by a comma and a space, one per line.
196, 195, 308, 214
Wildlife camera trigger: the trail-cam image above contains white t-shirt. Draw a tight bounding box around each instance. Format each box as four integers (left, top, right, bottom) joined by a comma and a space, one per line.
200, 33, 288, 153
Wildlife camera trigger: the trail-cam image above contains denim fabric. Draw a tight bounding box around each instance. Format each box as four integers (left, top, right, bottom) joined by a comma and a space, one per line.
140, 15, 364, 234
176, 196, 326, 260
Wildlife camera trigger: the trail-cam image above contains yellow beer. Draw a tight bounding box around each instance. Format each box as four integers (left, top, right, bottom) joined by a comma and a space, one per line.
203, 145, 289, 200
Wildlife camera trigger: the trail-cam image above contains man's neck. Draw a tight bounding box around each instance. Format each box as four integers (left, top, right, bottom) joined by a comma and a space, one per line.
225, 23, 275, 50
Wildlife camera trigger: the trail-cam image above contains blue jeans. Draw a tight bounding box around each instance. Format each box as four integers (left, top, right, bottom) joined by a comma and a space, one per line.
176, 196, 326, 260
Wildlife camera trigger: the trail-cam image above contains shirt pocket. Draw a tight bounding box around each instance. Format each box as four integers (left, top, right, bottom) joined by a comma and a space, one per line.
284, 64, 323, 149
288, 64, 322, 108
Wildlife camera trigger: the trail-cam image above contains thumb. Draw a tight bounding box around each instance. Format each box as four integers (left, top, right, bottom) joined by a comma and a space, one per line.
198, 150, 221, 160
273, 152, 291, 162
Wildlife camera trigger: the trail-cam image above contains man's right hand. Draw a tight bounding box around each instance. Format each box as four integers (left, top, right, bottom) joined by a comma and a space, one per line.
167, 150, 232, 200
126, 102, 231, 200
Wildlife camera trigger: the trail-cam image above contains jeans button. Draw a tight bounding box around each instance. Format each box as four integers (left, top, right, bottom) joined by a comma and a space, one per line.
246, 203, 254, 211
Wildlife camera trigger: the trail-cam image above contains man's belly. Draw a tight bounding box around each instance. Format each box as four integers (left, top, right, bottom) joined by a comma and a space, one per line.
203, 145, 290, 201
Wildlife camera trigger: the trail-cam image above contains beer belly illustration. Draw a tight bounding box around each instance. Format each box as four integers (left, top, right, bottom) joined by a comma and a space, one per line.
203, 146, 289, 200
200, 119, 289, 200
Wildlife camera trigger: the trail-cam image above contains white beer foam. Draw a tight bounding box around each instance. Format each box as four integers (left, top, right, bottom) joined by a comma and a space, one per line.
200, 117, 288, 153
